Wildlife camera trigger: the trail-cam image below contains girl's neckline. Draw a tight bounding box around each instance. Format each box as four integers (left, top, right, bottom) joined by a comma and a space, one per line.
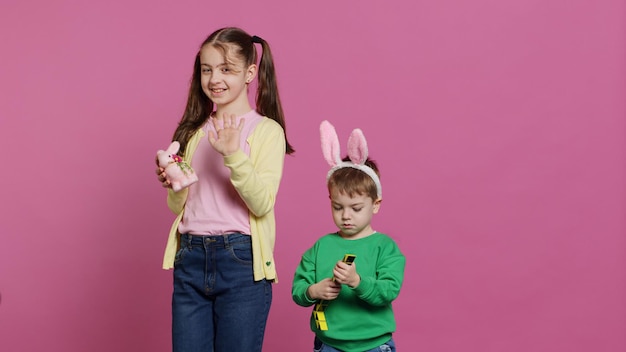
204, 110, 257, 132
210, 109, 255, 119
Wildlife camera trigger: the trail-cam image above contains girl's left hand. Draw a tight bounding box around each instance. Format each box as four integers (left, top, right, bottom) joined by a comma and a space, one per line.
333, 261, 360, 288
208, 113, 244, 156
155, 167, 172, 188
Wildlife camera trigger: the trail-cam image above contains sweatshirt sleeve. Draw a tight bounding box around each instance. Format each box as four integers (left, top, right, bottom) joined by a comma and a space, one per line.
353, 237, 406, 306
166, 188, 188, 214
223, 119, 286, 217
292, 245, 319, 307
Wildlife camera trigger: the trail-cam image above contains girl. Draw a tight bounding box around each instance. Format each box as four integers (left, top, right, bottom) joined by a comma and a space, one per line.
155, 27, 294, 352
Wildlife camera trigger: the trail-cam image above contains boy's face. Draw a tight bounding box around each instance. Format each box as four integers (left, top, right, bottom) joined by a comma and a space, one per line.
330, 188, 381, 239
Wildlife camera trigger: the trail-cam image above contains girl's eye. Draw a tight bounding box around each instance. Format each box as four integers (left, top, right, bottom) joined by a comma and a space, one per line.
201, 68, 211, 73
333, 206, 342, 211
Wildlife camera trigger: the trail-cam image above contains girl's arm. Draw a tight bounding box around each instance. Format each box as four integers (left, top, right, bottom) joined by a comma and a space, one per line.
224, 119, 286, 217
165, 129, 205, 215
166, 188, 188, 214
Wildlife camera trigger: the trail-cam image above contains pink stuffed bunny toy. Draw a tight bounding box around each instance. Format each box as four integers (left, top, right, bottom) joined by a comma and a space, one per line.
156, 141, 198, 192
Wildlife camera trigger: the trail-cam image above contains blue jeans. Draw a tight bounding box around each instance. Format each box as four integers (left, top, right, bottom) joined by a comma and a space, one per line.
313, 336, 396, 352
172, 233, 272, 352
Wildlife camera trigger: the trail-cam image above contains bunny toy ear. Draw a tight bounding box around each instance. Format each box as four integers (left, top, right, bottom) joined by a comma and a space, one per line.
320, 120, 341, 167
168, 141, 181, 154
347, 128, 368, 165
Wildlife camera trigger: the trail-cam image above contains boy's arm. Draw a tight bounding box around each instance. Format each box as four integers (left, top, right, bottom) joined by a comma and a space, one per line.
353, 238, 406, 306
292, 247, 319, 307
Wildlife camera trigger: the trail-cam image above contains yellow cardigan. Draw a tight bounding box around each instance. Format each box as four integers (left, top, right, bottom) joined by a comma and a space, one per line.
162, 117, 286, 283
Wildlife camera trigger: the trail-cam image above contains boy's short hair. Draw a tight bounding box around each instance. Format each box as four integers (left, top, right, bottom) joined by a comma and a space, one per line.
327, 157, 380, 200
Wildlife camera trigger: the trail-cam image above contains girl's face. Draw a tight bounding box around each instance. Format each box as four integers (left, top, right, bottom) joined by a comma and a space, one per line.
329, 188, 381, 240
199, 44, 256, 113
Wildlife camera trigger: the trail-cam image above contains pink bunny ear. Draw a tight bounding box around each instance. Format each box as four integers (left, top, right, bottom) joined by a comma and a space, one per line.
320, 120, 341, 167
346, 128, 368, 165
168, 141, 181, 154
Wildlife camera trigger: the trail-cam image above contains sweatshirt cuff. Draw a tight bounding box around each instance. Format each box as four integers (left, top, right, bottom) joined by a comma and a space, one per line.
304, 289, 317, 304
353, 276, 374, 296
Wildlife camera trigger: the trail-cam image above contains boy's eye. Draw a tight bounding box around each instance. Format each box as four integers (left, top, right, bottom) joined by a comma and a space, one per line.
333, 206, 342, 211
353, 208, 363, 212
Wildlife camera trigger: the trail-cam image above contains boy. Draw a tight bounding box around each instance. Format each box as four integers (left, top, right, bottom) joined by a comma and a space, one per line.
292, 121, 406, 352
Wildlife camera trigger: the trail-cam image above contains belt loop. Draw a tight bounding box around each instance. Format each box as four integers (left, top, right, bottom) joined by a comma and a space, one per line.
182, 233, 191, 249
223, 233, 230, 248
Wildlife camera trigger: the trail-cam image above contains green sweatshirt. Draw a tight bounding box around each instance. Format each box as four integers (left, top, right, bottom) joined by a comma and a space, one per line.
292, 232, 406, 352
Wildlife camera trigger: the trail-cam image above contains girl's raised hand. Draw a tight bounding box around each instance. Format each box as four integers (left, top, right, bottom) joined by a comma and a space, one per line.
208, 113, 244, 156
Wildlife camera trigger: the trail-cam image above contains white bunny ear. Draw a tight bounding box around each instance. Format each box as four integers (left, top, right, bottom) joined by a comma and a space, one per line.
320, 120, 341, 167
347, 128, 368, 165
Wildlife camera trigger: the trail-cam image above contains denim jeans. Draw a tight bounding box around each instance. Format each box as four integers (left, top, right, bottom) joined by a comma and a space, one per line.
313, 336, 396, 352
172, 233, 272, 352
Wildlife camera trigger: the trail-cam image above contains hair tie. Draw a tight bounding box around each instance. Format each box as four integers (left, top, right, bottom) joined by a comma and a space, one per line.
320, 120, 382, 199
251, 35, 263, 44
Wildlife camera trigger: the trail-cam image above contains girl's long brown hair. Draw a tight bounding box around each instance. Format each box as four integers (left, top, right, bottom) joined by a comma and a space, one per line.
172, 27, 294, 156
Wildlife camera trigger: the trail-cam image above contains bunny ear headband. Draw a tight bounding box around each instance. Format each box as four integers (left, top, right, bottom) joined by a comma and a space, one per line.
320, 120, 382, 199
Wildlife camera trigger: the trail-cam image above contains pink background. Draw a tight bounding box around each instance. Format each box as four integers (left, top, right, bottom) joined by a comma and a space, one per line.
1, 0, 624, 351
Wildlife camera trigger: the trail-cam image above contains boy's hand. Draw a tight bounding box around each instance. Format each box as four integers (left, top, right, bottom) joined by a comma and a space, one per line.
307, 278, 341, 301
333, 261, 360, 288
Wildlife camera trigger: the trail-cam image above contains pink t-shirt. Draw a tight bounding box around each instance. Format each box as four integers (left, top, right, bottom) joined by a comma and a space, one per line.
178, 110, 263, 236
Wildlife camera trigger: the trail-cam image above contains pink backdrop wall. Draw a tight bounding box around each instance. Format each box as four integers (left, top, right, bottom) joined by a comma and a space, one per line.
1, 0, 624, 351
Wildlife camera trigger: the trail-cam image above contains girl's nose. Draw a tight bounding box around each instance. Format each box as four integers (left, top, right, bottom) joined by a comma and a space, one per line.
209, 71, 222, 83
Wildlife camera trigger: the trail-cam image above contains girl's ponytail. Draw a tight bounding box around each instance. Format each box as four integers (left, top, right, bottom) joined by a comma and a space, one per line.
254, 38, 295, 154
